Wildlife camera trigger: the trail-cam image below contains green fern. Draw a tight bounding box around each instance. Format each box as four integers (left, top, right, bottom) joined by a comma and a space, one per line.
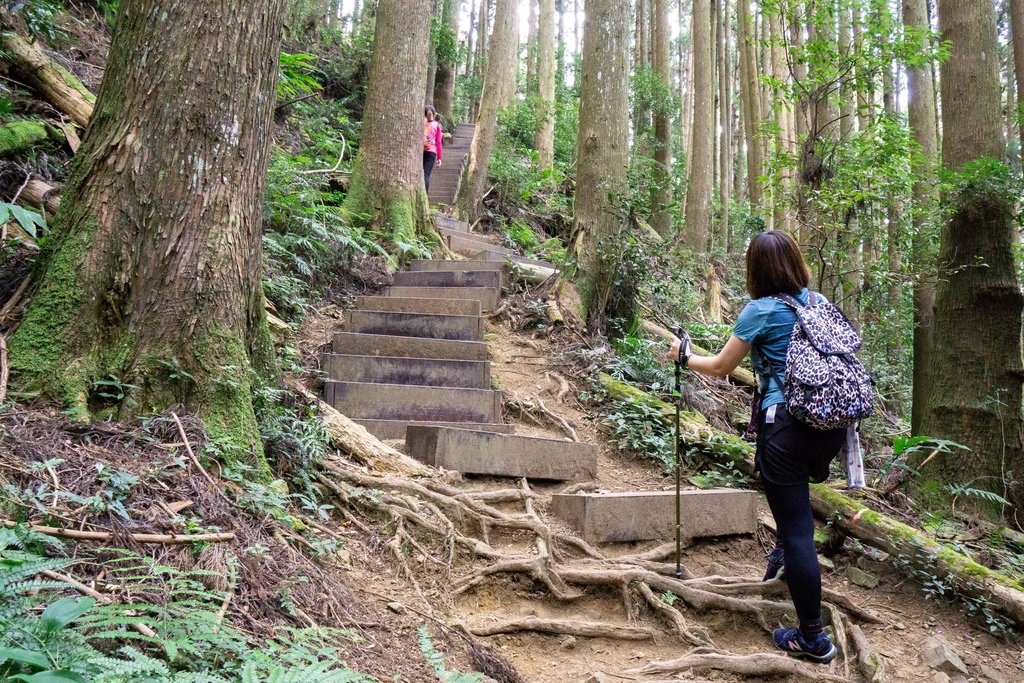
417, 626, 482, 683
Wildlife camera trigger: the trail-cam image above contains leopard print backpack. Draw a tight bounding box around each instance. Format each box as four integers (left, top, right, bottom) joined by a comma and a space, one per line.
767, 292, 874, 431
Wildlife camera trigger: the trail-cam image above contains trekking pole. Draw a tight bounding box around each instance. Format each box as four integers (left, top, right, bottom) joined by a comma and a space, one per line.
672, 325, 684, 580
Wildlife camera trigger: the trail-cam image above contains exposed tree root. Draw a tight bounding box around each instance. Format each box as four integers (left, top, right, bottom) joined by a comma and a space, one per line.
630, 648, 855, 682
313, 454, 886, 680
466, 616, 656, 640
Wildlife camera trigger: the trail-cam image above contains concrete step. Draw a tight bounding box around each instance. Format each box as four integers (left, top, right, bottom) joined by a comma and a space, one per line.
449, 235, 513, 258
355, 295, 480, 317
551, 490, 759, 544
333, 332, 488, 361
356, 419, 512, 440
325, 381, 502, 423
475, 248, 555, 270
386, 285, 499, 311
409, 259, 505, 274
406, 426, 598, 482
438, 226, 500, 245
324, 353, 490, 388
346, 309, 484, 341
393, 270, 501, 290
433, 214, 471, 232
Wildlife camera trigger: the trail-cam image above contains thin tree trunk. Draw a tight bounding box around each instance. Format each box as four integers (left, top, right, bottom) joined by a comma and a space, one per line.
634, 0, 651, 141
8, 0, 285, 469
770, 11, 794, 231
650, 0, 672, 236
344, 0, 433, 242
922, 0, 1024, 513
904, 0, 939, 435
459, 0, 516, 219
717, 0, 731, 249
352, 0, 362, 34
536, 0, 557, 168
737, 0, 763, 210
679, 0, 692, 165
1010, 0, 1024, 155
466, 0, 477, 78
573, 0, 630, 333
434, 0, 459, 124
527, 0, 539, 95
683, 0, 713, 250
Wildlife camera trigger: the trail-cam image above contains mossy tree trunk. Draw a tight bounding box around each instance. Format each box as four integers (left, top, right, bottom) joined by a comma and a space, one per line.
920, 0, 1024, 513
572, 0, 629, 334
458, 0, 516, 220
343, 0, 432, 244
8, 0, 284, 474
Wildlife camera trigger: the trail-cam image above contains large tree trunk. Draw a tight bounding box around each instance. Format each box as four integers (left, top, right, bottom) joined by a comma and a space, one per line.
526, 0, 539, 95
8, 0, 284, 471
458, 0, 516, 220
343, 0, 433, 245
904, 0, 939, 436
716, 0, 731, 250
769, 11, 794, 232
921, 0, 1024, 513
682, 0, 713, 251
572, 0, 629, 334
536, 0, 557, 169
1010, 0, 1024, 156
433, 0, 459, 125
649, 0, 673, 238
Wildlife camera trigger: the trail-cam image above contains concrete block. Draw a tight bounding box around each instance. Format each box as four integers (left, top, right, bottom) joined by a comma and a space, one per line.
355, 296, 480, 317
437, 226, 500, 245
550, 489, 758, 544
345, 310, 484, 341
393, 270, 501, 290
356, 419, 513, 440
324, 353, 490, 388
406, 426, 599, 482
434, 214, 471, 232
477, 249, 555, 270
327, 381, 502, 423
386, 286, 499, 311
332, 332, 488, 361
409, 259, 505, 275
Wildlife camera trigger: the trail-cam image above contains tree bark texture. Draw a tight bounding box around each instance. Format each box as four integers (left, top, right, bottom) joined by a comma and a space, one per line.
573, 0, 629, 334
922, 0, 1024, 512
459, 0, 516, 220
683, 0, 713, 251
344, 0, 433, 244
536, 0, 557, 169
433, 0, 459, 124
769, 11, 794, 232
8, 0, 285, 470
527, 0, 539, 95
649, 0, 672, 237
904, 0, 939, 436
716, 0, 731, 250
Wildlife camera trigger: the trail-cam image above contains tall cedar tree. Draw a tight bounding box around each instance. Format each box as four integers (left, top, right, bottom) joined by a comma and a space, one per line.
650, 0, 672, 236
8, 0, 286, 471
433, 0, 459, 125
344, 0, 433, 244
904, 0, 939, 434
683, 0, 713, 250
460, 0, 517, 219
921, 0, 1024, 512
573, 0, 629, 333
536, 0, 557, 169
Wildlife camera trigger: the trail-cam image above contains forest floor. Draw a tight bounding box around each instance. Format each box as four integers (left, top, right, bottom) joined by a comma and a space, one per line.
292, 288, 1024, 683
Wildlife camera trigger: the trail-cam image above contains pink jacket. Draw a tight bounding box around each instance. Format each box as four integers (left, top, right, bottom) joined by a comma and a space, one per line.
424, 119, 443, 161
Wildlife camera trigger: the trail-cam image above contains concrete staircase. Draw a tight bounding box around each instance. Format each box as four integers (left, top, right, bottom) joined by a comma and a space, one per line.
323, 214, 595, 481
427, 123, 475, 207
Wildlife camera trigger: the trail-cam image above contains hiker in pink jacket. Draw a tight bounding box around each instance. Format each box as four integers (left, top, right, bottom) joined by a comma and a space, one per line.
423, 105, 443, 192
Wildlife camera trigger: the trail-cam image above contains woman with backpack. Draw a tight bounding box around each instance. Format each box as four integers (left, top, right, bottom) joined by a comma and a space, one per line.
667, 231, 854, 665
423, 105, 443, 192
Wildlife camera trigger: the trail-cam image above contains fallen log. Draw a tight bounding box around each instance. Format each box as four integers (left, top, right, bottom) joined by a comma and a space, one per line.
0, 27, 95, 127
19, 178, 61, 215
640, 319, 756, 388
284, 375, 428, 477
598, 373, 1024, 628
0, 119, 58, 157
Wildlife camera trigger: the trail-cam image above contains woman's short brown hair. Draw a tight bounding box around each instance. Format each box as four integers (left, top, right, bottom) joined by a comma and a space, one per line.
745, 231, 811, 300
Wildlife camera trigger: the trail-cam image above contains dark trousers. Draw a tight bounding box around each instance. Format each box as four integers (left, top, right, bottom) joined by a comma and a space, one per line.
756, 404, 844, 625
423, 151, 437, 192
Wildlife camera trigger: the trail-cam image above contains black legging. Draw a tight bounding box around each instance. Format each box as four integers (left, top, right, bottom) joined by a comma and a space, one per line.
423, 151, 437, 192
763, 478, 820, 623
